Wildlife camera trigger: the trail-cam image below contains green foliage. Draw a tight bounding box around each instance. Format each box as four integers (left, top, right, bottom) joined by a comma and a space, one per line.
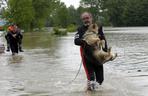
52, 27, 67, 36
6, 0, 34, 31
105, 0, 126, 26
51, 4, 86, 28
52, 2, 69, 28
31, 0, 57, 29
123, 0, 148, 26
67, 5, 78, 25
80, 0, 106, 22
67, 24, 77, 32
80, 0, 148, 26
3, 0, 58, 31
3, 0, 147, 30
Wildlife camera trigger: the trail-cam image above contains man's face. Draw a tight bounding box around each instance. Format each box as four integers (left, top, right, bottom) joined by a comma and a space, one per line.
81, 13, 92, 26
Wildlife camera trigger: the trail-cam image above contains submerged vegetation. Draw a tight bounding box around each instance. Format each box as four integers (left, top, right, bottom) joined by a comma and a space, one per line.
67, 24, 77, 32
52, 27, 67, 36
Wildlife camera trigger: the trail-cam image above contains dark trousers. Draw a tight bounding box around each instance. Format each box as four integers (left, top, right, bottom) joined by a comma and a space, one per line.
5, 35, 10, 49
80, 47, 104, 84
9, 41, 19, 53
5, 35, 22, 50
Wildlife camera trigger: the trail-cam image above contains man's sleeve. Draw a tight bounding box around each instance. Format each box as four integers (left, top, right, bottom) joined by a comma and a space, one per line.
19, 32, 23, 39
6, 32, 11, 42
98, 26, 108, 51
74, 28, 85, 46
17, 29, 23, 39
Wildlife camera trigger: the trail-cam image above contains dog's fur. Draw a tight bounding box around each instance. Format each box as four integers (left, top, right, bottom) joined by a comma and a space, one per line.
83, 23, 117, 64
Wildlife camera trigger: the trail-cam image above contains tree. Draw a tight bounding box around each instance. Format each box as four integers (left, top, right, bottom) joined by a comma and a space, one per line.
105, 0, 126, 26
3, 0, 58, 31
52, 2, 69, 28
67, 5, 77, 25
6, 0, 34, 31
105, 0, 148, 26
123, 0, 148, 26
31, 0, 58, 29
80, 0, 106, 22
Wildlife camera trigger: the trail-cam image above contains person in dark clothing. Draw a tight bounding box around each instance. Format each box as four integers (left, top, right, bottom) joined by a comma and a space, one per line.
5, 24, 24, 55
74, 12, 108, 90
14, 25, 24, 52
5, 24, 24, 52
5, 25, 13, 51
5, 34, 10, 51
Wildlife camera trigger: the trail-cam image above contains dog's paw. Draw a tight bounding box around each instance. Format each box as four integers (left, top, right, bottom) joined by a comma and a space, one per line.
110, 53, 117, 61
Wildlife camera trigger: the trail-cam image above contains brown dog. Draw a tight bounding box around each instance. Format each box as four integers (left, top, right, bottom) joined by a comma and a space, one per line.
83, 23, 117, 64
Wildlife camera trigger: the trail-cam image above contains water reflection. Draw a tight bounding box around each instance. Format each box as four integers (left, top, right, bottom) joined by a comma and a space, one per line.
7, 55, 23, 64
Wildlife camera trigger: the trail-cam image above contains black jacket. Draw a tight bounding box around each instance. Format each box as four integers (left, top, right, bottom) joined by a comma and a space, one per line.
6, 30, 23, 44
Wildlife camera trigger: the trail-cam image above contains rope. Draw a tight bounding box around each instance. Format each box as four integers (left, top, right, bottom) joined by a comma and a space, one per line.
67, 60, 83, 85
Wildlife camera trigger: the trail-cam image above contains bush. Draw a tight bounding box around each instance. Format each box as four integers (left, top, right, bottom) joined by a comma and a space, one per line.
52, 27, 67, 36
67, 24, 77, 32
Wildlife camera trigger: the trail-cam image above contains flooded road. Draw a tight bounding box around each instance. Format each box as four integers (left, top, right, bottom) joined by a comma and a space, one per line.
0, 27, 148, 96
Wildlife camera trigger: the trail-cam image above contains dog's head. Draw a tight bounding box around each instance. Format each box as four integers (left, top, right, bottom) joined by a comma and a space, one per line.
88, 23, 98, 33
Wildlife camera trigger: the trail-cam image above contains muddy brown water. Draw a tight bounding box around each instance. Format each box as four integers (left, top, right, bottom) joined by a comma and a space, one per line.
0, 27, 148, 96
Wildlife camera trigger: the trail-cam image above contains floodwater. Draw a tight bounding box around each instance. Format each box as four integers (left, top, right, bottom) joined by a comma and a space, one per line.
0, 27, 148, 96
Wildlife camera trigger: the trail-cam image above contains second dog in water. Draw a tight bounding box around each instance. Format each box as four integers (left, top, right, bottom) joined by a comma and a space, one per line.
82, 23, 117, 64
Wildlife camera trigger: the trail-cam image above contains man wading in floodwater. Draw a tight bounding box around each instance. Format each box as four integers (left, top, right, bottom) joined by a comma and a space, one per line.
74, 12, 108, 90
